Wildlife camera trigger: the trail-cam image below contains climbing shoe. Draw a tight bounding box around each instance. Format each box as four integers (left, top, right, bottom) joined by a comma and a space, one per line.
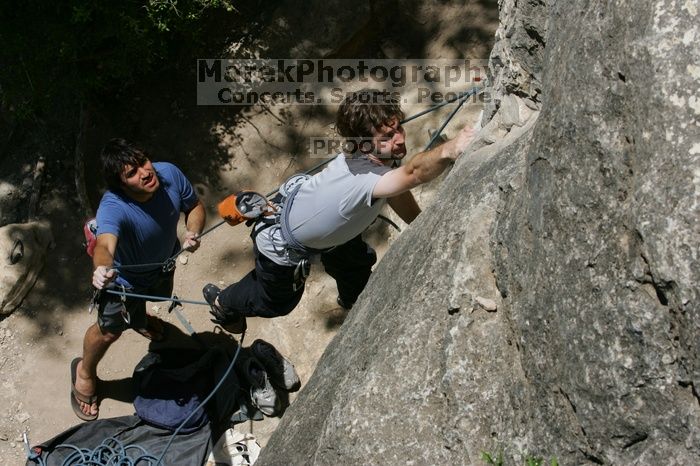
251, 339, 301, 392
239, 354, 281, 417
202, 283, 246, 334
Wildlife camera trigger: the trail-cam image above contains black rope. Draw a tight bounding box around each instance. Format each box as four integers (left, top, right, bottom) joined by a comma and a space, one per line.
402, 86, 481, 124
423, 90, 473, 150
113, 219, 228, 272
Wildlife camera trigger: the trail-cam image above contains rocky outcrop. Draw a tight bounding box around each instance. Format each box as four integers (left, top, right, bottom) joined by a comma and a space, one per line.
0, 222, 53, 314
491, 0, 700, 462
483, 0, 548, 123
258, 0, 699, 464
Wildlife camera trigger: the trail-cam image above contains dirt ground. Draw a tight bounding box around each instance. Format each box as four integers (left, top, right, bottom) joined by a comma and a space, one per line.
0, 2, 498, 464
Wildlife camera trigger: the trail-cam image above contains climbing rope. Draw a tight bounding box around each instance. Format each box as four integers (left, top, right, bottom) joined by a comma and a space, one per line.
424, 88, 474, 150
105, 288, 208, 306
402, 86, 482, 125
112, 218, 228, 272
266, 85, 484, 196
98, 86, 482, 307
27, 333, 245, 466
30, 85, 482, 464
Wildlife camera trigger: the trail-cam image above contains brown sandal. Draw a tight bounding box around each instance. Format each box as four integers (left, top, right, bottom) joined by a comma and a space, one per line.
70, 357, 99, 421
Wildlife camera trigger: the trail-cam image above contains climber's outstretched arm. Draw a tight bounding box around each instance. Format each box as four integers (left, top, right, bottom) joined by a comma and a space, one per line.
372, 126, 476, 199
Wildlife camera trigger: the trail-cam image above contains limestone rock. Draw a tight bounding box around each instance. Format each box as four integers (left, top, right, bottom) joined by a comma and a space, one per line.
483, 0, 547, 124
475, 296, 497, 312
259, 0, 699, 465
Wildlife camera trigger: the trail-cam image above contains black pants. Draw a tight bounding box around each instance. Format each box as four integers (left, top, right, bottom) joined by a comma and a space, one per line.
217, 235, 377, 320
320, 235, 377, 308
97, 270, 175, 333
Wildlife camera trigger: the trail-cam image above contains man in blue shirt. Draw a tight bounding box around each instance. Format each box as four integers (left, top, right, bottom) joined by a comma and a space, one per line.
71, 138, 205, 421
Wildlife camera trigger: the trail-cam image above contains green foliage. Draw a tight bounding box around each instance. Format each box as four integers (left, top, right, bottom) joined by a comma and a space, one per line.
481, 451, 559, 466
524, 454, 559, 466
481, 451, 505, 466
146, 0, 236, 32
0, 0, 234, 121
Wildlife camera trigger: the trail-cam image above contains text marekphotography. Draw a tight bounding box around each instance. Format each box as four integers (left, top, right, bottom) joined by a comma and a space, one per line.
197, 59, 487, 106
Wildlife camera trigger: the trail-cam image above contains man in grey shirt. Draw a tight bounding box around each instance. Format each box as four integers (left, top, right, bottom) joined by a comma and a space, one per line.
203, 88, 475, 332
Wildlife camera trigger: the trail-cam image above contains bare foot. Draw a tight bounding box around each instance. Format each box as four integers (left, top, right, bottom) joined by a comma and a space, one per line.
74, 359, 98, 417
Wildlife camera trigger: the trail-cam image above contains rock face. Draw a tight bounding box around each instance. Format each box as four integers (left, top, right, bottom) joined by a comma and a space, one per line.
0, 222, 53, 314
483, 0, 547, 122
258, 0, 699, 465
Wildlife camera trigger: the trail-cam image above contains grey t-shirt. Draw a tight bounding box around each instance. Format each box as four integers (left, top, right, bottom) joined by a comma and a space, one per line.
255, 154, 391, 265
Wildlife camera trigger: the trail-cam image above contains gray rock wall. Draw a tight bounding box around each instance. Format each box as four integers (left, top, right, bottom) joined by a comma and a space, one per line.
0, 222, 53, 314
258, 0, 699, 464
493, 0, 699, 463
484, 0, 548, 123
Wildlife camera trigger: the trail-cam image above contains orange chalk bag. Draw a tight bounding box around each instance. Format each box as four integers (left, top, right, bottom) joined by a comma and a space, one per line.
217, 191, 275, 226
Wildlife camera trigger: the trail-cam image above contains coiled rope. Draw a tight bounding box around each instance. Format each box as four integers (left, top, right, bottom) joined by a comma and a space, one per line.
27, 333, 245, 466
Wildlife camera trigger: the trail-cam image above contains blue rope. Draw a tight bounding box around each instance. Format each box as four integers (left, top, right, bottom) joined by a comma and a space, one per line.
108, 86, 481, 273
53, 438, 158, 465
112, 219, 228, 272
29, 334, 245, 466
105, 289, 209, 306
102, 86, 481, 303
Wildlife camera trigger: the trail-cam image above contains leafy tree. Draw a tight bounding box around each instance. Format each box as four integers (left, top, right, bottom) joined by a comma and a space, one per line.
0, 0, 235, 121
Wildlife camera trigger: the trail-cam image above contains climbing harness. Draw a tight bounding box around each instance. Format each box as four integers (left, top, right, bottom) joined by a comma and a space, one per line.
278, 180, 314, 291
278, 173, 309, 197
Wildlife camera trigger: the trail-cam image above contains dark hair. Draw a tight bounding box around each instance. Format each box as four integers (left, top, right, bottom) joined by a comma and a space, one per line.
335, 88, 405, 138
100, 138, 149, 191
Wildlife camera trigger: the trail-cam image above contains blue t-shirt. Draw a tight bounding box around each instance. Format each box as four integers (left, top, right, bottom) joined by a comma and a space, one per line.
95, 162, 198, 290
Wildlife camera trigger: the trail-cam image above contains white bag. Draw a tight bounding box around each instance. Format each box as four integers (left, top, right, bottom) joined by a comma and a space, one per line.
206, 429, 261, 466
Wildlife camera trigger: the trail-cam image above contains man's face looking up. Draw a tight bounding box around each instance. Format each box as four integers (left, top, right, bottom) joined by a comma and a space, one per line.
120, 159, 159, 200
371, 116, 406, 160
